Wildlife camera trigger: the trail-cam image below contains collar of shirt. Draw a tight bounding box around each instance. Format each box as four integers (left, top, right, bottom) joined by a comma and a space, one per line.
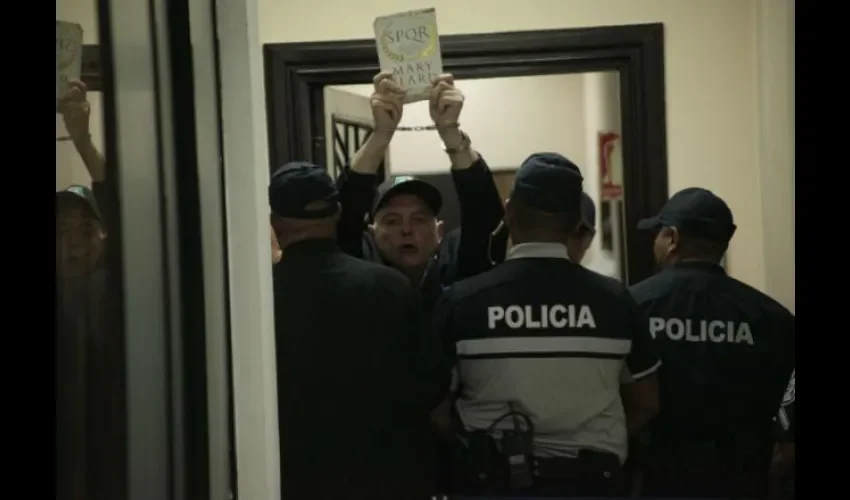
281, 238, 337, 258
668, 259, 726, 275
506, 242, 571, 261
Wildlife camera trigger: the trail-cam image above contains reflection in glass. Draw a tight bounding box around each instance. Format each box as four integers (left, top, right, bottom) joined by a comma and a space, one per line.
56, 56, 122, 499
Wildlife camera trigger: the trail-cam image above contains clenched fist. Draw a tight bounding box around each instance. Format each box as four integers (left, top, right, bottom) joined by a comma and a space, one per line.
429, 74, 464, 129
370, 72, 406, 134
58, 80, 92, 145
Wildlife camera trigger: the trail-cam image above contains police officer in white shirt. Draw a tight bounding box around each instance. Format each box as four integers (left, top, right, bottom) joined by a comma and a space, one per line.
433, 153, 661, 497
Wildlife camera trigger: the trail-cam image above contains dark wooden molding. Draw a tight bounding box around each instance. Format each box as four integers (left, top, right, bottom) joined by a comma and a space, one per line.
262, 23, 669, 284
81, 44, 102, 91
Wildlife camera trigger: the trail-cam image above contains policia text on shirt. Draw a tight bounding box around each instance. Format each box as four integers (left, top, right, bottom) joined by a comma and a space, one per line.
648, 317, 754, 345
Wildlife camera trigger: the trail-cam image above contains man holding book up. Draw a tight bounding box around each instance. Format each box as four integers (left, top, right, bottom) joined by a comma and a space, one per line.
334, 70, 506, 494
336, 71, 506, 313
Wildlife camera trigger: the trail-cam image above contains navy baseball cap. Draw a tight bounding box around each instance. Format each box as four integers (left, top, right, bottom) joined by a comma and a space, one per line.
580, 193, 596, 232
56, 184, 103, 222
372, 175, 442, 218
637, 187, 737, 242
269, 162, 339, 219
512, 152, 584, 214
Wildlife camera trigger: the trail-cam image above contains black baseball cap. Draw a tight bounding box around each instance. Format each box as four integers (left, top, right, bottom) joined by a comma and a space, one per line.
580, 193, 596, 232
637, 187, 737, 242
372, 175, 442, 218
513, 152, 584, 214
269, 162, 339, 219
56, 184, 103, 222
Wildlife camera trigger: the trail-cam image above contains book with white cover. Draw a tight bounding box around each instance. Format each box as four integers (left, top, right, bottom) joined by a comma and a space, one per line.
56, 21, 84, 110
373, 8, 442, 103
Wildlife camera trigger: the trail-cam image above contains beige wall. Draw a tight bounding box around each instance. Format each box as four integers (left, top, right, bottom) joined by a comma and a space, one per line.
334, 74, 587, 175
756, 0, 795, 312
258, 0, 795, 307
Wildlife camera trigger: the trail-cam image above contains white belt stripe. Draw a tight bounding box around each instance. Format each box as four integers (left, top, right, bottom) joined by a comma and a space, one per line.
456, 336, 632, 356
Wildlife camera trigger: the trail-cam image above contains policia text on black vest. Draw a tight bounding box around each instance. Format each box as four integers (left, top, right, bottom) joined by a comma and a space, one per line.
628, 188, 795, 498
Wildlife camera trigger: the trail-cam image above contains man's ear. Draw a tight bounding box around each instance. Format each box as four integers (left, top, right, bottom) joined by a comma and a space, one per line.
582, 233, 595, 252
666, 226, 680, 253
270, 224, 283, 264
503, 197, 514, 225
435, 219, 445, 240
368, 223, 376, 236
95, 219, 108, 239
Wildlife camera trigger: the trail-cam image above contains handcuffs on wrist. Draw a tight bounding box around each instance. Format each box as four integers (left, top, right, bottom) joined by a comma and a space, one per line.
441, 126, 471, 154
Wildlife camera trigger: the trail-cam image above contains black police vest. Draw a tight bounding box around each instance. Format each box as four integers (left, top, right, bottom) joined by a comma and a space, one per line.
629, 261, 795, 443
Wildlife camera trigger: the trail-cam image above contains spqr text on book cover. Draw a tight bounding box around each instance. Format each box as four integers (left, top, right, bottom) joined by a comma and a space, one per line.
374, 8, 443, 103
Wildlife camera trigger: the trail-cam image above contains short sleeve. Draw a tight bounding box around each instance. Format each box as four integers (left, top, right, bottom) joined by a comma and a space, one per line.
624, 291, 661, 380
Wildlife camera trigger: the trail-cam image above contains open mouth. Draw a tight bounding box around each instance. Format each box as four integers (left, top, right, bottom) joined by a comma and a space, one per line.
399, 244, 418, 255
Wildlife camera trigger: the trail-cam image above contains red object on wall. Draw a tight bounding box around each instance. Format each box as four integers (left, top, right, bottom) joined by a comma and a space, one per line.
599, 131, 622, 201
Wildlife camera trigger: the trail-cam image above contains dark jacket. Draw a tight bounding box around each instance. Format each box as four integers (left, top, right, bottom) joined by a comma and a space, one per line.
273, 239, 451, 498
629, 261, 794, 498
629, 261, 795, 447
335, 157, 507, 312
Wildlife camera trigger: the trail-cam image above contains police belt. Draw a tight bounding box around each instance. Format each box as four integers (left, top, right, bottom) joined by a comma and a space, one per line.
455, 407, 536, 489
453, 408, 625, 492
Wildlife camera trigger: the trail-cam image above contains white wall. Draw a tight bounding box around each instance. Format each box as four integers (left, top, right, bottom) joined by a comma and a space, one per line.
257, 0, 795, 300
582, 72, 623, 280
756, 0, 795, 312
334, 73, 587, 175
56, 0, 102, 190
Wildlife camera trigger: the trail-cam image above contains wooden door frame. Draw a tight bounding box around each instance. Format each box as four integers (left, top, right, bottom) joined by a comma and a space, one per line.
264, 23, 669, 284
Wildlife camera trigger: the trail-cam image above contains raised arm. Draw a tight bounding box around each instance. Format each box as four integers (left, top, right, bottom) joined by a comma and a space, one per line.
429, 75, 507, 282
60, 80, 113, 230
60, 80, 106, 183
336, 72, 405, 258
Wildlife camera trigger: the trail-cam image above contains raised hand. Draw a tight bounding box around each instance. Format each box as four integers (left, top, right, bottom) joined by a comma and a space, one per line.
429, 74, 464, 129
370, 72, 406, 134
58, 80, 91, 145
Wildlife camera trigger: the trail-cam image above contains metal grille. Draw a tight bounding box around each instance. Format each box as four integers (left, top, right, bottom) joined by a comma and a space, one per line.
330, 114, 386, 183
